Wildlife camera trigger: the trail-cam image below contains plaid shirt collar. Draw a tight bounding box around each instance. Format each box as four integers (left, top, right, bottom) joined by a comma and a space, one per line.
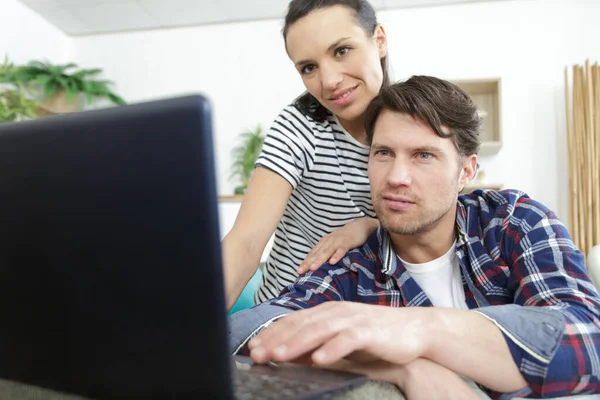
377, 199, 486, 309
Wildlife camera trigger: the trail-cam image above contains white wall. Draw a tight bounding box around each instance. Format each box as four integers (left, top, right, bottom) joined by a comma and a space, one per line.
1, 0, 71, 65
69, 0, 600, 231
380, 0, 600, 228
70, 19, 304, 198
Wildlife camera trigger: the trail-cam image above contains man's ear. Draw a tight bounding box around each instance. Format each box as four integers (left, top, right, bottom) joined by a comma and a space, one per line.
458, 154, 478, 192
374, 25, 387, 59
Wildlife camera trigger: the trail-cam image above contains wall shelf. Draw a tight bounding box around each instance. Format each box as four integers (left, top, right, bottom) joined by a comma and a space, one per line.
452, 78, 502, 156
219, 195, 245, 203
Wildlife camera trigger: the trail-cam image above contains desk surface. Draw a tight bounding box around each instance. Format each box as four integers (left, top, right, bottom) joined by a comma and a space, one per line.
0, 378, 483, 400
2, 377, 594, 400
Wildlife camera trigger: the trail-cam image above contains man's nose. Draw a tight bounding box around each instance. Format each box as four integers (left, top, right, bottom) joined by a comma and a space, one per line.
387, 160, 412, 187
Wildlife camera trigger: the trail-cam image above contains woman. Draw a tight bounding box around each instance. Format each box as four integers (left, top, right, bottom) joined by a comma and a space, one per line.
223, 0, 390, 308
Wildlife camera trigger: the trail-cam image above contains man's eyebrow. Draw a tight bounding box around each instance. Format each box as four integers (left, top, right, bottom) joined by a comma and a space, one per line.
370, 143, 389, 150
370, 144, 446, 155
294, 37, 351, 67
411, 146, 444, 154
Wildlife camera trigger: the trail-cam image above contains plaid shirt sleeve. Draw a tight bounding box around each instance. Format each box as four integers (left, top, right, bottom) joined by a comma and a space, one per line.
478, 195, 600, 398
231, 258, 360, 356
263, 256, 360, 310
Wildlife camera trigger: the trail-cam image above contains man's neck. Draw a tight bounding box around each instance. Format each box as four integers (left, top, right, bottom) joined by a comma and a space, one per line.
389, 212, 458, 265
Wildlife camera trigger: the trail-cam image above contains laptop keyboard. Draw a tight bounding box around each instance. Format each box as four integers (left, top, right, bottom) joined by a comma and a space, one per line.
234, 369, 324, 399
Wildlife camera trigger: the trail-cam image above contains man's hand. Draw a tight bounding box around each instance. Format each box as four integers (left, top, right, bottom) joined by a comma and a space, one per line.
328, 358, 480, 400
396, 359, 480, 400
297, 217, 378, 274
248, 302, 433, 366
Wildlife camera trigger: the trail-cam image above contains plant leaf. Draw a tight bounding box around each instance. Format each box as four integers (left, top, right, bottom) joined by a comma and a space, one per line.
43, 81, 60, 99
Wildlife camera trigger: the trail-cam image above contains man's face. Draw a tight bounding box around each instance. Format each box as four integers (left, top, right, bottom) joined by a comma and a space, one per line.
368, 110, 476, 236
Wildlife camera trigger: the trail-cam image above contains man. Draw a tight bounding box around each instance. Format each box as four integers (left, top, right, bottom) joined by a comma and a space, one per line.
229, 76, 600, 399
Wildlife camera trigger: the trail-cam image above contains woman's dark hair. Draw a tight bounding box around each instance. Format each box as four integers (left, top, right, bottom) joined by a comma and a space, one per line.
364, 76, 482, 156
283, 0, 390, 122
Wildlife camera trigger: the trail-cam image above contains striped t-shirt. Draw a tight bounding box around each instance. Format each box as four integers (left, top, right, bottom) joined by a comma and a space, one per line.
254, 104, 375, 303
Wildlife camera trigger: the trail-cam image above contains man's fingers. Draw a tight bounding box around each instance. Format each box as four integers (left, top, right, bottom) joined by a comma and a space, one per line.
271, 314, 366, 363
250, 303, 361, 362
311, 326, 369, 365
249, 303, 338, 351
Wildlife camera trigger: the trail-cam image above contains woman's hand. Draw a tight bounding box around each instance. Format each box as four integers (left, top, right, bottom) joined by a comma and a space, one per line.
297, 217, 378, 274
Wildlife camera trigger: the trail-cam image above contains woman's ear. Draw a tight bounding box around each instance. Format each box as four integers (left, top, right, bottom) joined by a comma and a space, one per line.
374, 25, 387, 58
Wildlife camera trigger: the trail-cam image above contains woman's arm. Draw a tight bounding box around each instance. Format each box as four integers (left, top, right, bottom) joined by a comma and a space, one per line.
222, 167, 292, 310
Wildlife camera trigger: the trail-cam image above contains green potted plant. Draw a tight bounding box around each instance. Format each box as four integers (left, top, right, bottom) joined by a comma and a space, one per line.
0, 58, 40, 122
0, 89, 41, 122
229, 125, 265, 195
0, 58, 125, 114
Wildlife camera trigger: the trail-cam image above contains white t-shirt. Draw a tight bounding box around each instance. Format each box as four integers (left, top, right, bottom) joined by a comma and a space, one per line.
401, 243, 476, 388
254, 104, 375, 303
400, 241, 468, 310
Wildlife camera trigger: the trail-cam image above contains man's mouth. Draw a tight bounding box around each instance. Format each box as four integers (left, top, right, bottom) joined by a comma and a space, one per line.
383, 195, 416, 203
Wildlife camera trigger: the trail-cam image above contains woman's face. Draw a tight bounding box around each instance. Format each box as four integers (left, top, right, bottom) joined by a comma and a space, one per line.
285, 5, 387, 124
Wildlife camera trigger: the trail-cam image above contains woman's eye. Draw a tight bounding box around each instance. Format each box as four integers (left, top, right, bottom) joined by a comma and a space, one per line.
334, 46, 351, 57
301, 64, 316, 75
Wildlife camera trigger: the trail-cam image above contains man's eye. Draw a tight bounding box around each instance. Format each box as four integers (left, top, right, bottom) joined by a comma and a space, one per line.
375, 150, 389, 157
418, 153, 432, 159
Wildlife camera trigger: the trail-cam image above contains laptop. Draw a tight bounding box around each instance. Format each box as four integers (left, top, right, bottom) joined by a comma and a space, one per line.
0, 95, 367, 399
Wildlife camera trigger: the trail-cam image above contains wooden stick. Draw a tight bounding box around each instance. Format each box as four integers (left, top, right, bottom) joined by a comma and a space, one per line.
593, 63, 600, 246
574, 66, 587, 255
568, 60, 600, 255
585, 60, 595, 253
565, 67, 578, 246
585, 59, 599, 254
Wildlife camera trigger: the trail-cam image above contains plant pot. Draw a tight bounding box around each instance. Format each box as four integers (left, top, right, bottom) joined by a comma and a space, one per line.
38, 88, 82, 115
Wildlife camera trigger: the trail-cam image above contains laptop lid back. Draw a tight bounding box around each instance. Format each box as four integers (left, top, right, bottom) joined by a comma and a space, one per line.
0, 95, 232, 399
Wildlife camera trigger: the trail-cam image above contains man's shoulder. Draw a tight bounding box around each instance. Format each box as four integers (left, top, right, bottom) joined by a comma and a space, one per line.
458, 188, 555, 223
334, 229, 382, 272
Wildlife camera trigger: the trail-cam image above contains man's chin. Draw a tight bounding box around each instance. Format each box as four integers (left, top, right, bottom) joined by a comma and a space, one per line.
380, 220, 421, 236
386, 226, 422, 235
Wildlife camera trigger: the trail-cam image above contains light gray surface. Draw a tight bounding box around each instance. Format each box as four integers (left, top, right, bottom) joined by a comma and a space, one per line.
0, 379, 87, 400
329, 380, 406, 400
0, 378, 409, 400
2, 377, 597, 400
17, 0, 514, 36
0, 378, 480, 400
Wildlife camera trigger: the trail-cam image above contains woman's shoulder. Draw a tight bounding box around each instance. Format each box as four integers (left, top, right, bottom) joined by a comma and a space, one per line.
271, 104, 343, 147
274, 104, 336, 132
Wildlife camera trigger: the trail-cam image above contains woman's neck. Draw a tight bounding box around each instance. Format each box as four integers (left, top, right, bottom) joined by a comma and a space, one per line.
337, 114, 368, 145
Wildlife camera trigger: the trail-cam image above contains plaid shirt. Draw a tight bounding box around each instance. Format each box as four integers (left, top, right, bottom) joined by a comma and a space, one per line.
254, 190, 600, 399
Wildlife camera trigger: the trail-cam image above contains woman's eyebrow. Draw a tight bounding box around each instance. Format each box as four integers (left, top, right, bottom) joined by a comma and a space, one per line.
294, 37, 351, 66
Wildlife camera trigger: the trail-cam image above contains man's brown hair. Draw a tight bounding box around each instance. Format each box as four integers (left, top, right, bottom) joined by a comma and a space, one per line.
364, 75, 482, 156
